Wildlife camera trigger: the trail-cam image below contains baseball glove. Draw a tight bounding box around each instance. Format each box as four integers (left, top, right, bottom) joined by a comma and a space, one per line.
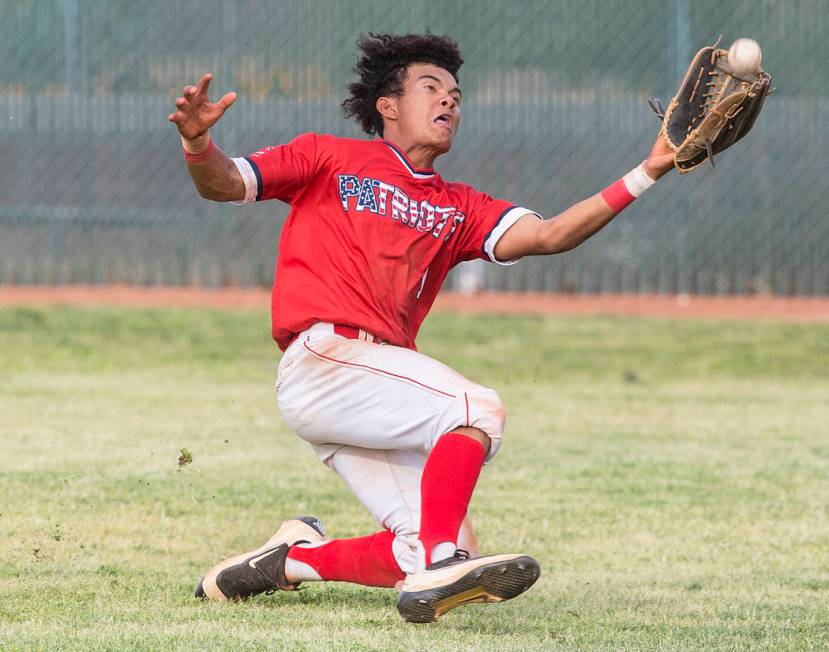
649, 38, 772, 173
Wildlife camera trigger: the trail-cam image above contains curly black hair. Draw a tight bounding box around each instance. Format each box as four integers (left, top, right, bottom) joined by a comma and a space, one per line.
342, 33, 463, 137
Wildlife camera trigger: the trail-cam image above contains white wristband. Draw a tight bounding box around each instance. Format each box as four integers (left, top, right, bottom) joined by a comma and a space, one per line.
181, 132, 211, 154
622, 162, 657, 198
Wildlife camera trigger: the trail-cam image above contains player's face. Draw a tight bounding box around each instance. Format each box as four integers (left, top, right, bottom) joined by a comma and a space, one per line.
394, 63, 462, 153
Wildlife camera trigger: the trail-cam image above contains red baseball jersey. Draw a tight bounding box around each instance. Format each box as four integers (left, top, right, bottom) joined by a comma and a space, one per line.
232, 134, 536, 350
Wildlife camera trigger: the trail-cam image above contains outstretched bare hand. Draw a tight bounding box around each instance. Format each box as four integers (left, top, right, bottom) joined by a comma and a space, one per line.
644, 134, 675, 180
168, 73, 237, 140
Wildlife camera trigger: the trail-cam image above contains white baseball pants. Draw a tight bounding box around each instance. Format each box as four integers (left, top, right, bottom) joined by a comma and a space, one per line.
275, 322, 506, 573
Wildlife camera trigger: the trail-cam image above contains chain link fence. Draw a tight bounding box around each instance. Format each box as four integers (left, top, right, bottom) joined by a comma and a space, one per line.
1, 0, 826, 294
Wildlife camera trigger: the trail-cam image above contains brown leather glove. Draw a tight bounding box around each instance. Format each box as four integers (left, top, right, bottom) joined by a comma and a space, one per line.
650, 39, 773, 173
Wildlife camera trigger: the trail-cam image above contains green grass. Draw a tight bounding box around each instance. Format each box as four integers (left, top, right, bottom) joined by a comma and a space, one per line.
1, 305, 828, 651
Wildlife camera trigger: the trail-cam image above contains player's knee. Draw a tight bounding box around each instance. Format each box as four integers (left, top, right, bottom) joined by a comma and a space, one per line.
390, 528, 420, 575
465, 385, 506, 446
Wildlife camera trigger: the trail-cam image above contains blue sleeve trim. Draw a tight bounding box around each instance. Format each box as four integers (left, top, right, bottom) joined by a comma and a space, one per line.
245, 157, 263, 202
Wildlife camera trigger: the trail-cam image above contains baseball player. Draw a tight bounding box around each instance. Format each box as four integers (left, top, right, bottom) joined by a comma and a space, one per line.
169, 33, 675, 623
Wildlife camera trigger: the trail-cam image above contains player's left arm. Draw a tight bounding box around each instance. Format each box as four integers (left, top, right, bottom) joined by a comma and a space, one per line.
494, 136, 674, 260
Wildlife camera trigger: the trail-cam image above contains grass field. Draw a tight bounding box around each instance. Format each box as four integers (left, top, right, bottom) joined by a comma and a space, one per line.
1, 305, 828, 651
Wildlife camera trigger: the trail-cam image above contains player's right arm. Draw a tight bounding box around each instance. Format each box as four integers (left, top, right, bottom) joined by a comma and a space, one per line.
168, 73, 245, 202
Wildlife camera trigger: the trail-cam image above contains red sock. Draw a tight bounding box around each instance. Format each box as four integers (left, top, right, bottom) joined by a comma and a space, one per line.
419, 432, 486, 565
286, 530, 404, 588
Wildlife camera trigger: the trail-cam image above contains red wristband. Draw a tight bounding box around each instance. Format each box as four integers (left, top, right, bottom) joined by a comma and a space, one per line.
600, 178, 636, 213
182, 138, 215, 163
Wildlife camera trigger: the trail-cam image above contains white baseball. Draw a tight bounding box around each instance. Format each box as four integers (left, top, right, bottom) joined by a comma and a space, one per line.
727, 38, 762, 77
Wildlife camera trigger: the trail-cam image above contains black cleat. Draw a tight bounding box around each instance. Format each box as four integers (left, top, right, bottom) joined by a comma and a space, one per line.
396, 549, 540, 623
195, 516, 326, 601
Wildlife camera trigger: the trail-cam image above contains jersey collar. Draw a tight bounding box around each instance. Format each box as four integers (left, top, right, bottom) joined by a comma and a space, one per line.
380, 140, 436, 179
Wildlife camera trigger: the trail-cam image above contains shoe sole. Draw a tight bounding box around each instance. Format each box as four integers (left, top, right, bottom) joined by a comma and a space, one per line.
396, 555, 540, 623
196, 516, 325, 601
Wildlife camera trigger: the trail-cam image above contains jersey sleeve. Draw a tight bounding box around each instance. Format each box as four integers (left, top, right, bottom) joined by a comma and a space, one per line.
231, 132, 320, 204
454, 187, 541, 266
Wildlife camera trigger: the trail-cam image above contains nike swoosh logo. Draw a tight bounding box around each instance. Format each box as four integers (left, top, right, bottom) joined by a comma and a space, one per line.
247, 547, 279, 568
